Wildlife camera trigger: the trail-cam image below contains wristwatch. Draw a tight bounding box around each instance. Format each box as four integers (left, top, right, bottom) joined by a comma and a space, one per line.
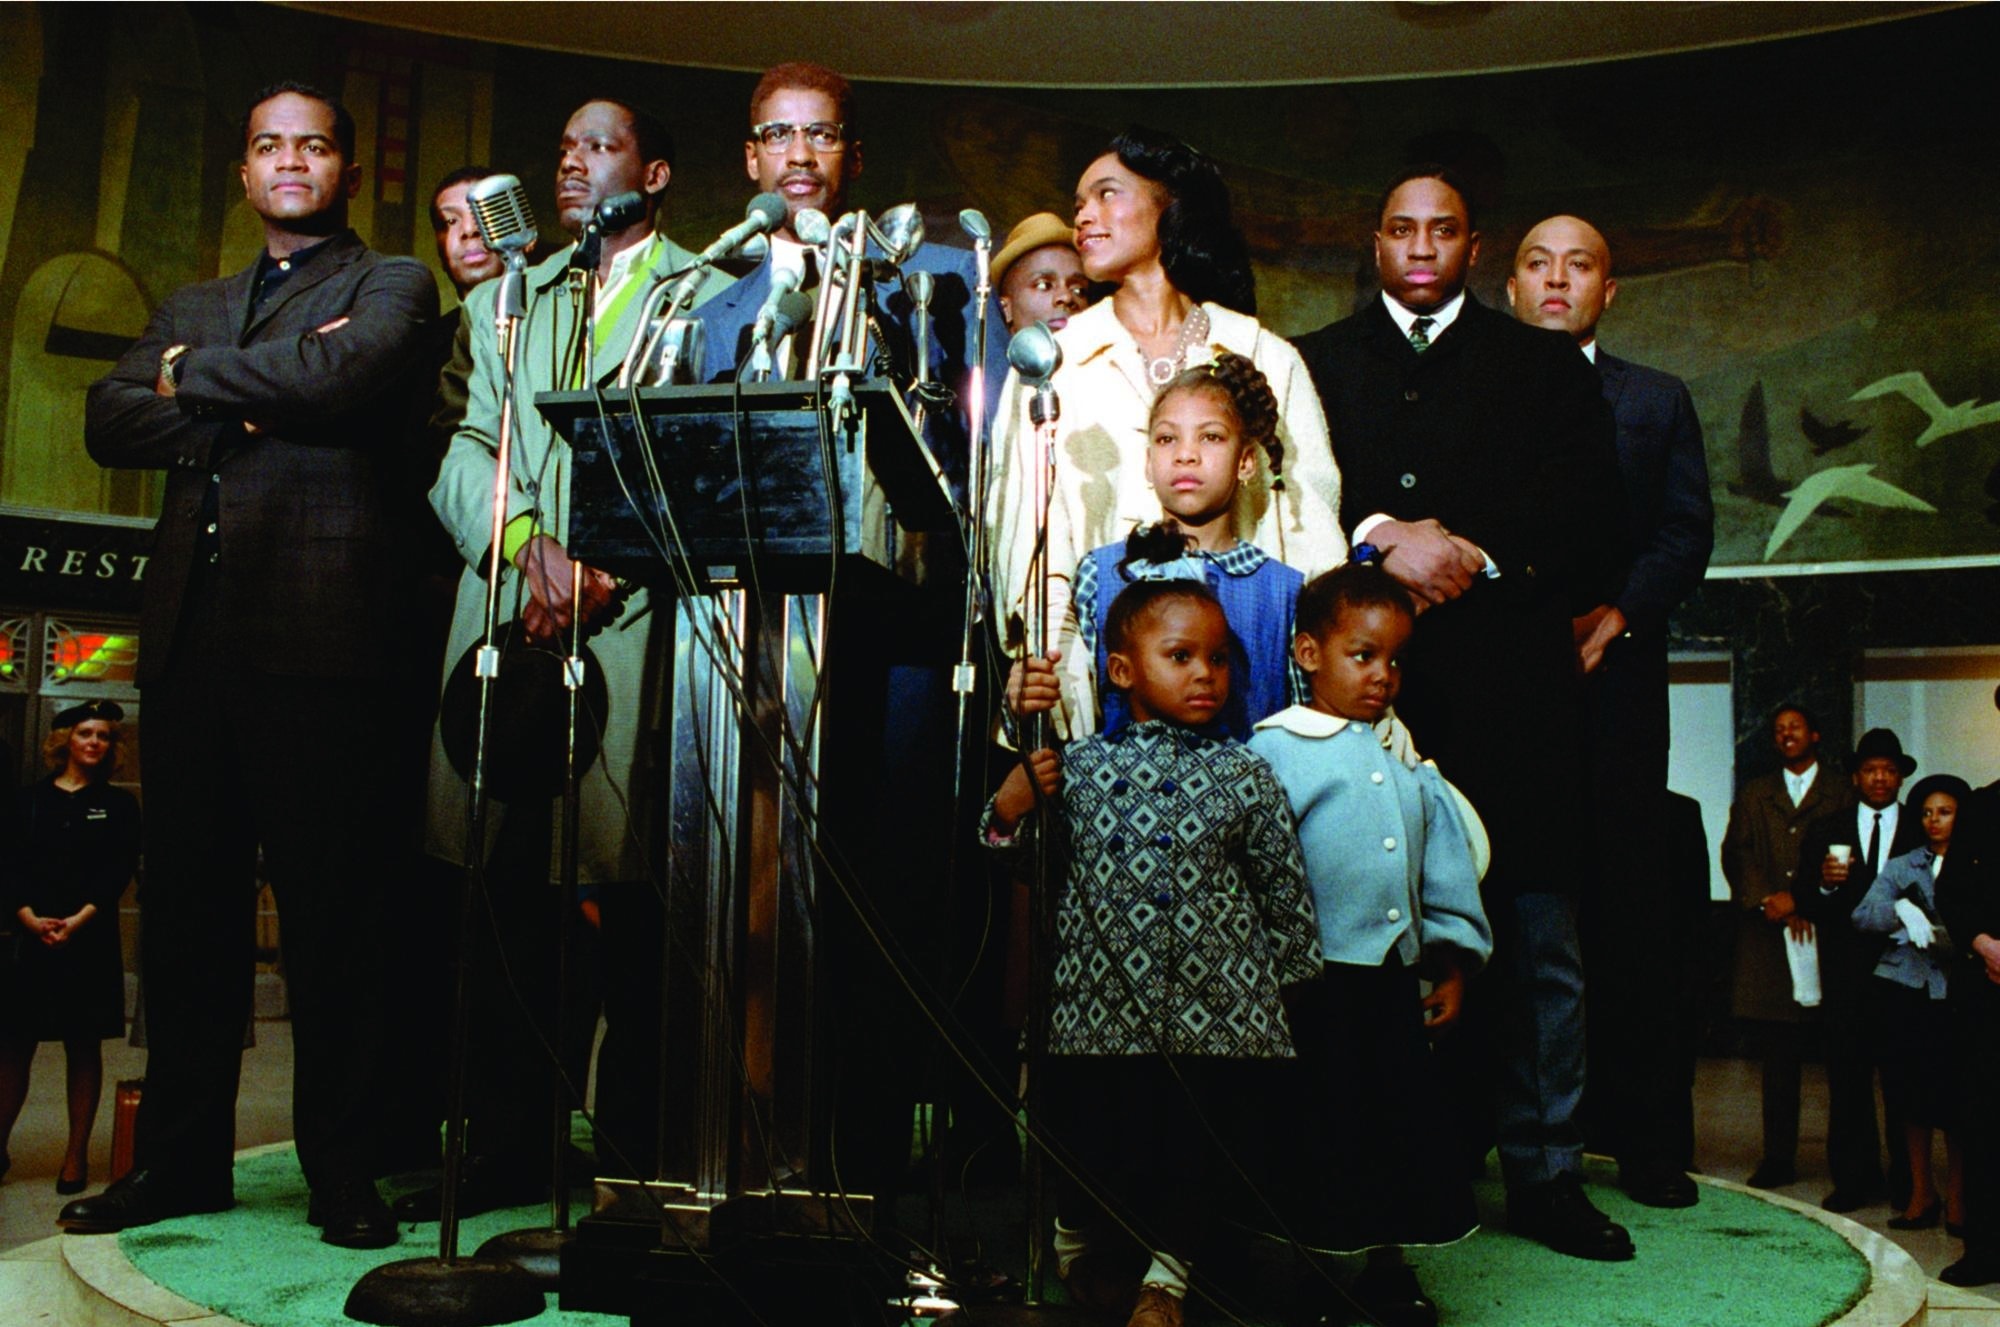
1351, 541, 1383, 567
159, 344, 190, 391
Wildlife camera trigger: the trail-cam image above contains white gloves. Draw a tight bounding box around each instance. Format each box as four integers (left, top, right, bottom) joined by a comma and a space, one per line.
1893, 898, 1935, 949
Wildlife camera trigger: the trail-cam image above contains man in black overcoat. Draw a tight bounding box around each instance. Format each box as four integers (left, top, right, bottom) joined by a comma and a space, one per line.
1292, 167, 1630, 1262
1506, 214, 1715, 1208
64, 81, 439, 1248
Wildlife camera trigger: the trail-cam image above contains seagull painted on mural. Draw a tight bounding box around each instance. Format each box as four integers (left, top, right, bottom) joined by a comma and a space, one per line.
1799, 405, 1867, 456
1850, 371, 2000, 448
1764, 463, 1936, 561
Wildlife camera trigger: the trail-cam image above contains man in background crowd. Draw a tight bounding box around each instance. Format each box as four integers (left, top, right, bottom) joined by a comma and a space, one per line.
1722, 704, 1851, 1190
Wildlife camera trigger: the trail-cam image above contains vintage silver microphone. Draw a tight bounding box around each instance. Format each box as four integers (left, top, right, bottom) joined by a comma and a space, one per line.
870, 202, 926, 269
664, 191, 787, 316
906, 270, 935, 389
468, 173, 537, 319
1007, 319, 1062, 428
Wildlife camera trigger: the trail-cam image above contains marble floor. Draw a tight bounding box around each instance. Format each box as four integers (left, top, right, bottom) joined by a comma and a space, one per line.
1, 1029, 1996, 1321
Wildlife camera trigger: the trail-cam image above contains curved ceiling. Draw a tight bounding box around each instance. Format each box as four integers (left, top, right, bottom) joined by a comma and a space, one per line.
281, 1, 1962, 89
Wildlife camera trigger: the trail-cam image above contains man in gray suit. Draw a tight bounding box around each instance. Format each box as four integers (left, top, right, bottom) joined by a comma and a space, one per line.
1509, 215, 1714, 1208
67, 81, 439, 1247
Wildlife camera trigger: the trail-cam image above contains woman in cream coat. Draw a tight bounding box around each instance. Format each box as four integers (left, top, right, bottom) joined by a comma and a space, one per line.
987, 126, 1344, 736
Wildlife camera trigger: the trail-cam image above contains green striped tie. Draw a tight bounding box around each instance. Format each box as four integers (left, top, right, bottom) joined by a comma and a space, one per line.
1409, 315, 1435, 353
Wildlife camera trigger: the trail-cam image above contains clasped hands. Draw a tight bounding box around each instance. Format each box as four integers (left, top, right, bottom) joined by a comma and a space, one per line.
17, 908, 84, 949
1367, 518, 1487, 612
515, 535, 619, 642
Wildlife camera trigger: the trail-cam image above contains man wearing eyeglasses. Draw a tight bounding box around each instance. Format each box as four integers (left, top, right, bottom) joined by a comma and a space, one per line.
688, 62, 1015, 1212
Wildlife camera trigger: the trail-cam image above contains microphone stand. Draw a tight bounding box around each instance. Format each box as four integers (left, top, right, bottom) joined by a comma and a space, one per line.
346, 248, 544, 1326
473, 253, 601, 1287
1020, 377, 1059, 1308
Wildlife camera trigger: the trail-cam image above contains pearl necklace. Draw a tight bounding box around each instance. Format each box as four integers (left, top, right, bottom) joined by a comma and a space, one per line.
1146, 304, 1211, 389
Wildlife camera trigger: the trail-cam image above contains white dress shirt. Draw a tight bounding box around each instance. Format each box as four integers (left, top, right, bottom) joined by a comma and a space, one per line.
1784, 762, 1819, 807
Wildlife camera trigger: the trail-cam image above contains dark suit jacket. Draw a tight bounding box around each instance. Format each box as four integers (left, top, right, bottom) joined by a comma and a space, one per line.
1588, 351, 1713, 787
1796, 800, 1926, 991
85, 230, 439, 684
1292, 294, 1626, 895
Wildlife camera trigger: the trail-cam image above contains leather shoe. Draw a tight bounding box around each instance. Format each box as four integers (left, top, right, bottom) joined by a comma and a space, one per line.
391, 1156, 545, 1223
57, 1168, 233, 1233
312, 1178, 398, 1250
1819, 1186, 1882, 1214
1619, 1157, 1699, 1209
1745, 1161, 1796, 1189
1940, 1253, 2000, 1287
1507, 1172, 1635, 1261
1349, 1259, 1439, 1327
1888, 1199, 1942, 1230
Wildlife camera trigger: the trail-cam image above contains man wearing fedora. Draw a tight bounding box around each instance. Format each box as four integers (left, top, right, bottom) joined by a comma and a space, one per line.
1797, 728, 1925, 1211
994, 211, 1092, 335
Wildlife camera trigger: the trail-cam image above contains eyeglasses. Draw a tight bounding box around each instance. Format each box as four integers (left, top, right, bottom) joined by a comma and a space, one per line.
750, 120, 846, 153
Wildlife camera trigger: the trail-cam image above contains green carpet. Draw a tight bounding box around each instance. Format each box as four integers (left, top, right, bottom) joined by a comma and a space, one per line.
1412, 1164, 1870, 1327
118, 1147, 617, 1327
116, 1151, 1871, 1327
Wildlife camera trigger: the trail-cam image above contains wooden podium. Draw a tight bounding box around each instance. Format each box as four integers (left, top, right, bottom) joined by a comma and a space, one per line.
538, 380, 959, 1315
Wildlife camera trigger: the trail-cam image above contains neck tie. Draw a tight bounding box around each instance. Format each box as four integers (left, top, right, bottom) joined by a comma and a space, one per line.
1409, 316, 1434, 353
1867, 811, 1882, 873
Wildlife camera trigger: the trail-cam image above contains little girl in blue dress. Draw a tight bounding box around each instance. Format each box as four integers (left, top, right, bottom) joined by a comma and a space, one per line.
1021, 352, 1307, 742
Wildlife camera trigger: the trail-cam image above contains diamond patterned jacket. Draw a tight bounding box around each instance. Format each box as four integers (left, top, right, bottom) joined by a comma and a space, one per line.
986, 720, 1322, 1058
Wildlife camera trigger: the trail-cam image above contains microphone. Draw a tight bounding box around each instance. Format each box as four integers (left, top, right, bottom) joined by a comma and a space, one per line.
747, 264, 808, 380
958, 209, 991, 245
769, 291, 813, 342
467, 174, 537, 254
794, 208, 832, 247
1008, 320, 1062, 427
870, 202, 926, 268
569, 190, 646, 274
906, 270, 935, 387
690, 191, 788, 268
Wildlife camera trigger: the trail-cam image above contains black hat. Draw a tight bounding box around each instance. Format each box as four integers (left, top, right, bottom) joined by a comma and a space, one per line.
438, 623, 608, 804
53, 699, 124, 729
1905, 773, 1972, 812
1853, 728, 1917, 778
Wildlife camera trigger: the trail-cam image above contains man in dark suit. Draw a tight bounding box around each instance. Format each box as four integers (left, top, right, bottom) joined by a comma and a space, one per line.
1722, 704, 1851, 1190
64, 81, 439, 1247
691, 62, 1013, 1207
1796, 729, 1925, 1211
1293, 168, 1632, 1263
1506, 214, 1715, 1208
695, 61, 1005, 467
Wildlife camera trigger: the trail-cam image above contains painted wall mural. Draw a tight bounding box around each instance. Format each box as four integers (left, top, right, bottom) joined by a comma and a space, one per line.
0, 1, 1994, 573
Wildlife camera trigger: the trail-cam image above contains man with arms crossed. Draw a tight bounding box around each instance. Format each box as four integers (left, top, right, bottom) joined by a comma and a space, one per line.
67, 81, 439, 1248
